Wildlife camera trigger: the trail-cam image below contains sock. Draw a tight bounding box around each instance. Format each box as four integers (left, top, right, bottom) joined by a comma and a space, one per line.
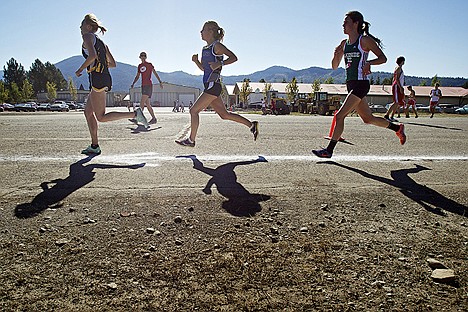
387, 122, 400, 132
91, 144, 99, 149
326, 140, 338, 154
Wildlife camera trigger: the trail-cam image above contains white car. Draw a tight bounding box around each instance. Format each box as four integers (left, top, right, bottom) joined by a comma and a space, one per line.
50, 101, 69, 112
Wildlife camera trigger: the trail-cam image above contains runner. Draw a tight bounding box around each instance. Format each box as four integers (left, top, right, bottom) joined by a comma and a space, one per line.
75, 13, 148, 156
384, 56, 405, 121
429, 83, 442, 118
130, 51, 163, 124
176, 20, 258, 147
405, 85, 418, 118
312, 11, 406, 158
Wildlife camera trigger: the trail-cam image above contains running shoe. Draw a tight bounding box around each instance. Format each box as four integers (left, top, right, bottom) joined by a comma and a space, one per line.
175, 138, 195, 147
149, 117, 157, 124
312, 148, 332, 158
81, 145, 101, 155
135, 108, 149, 128
250, 121, 259, 141
395, 124, 406, 145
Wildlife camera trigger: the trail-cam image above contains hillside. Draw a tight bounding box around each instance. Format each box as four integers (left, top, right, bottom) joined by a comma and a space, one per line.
1, 56, 467, 91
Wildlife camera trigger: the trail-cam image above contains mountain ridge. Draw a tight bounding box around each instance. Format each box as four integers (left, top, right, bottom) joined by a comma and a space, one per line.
1, 56, 466, 91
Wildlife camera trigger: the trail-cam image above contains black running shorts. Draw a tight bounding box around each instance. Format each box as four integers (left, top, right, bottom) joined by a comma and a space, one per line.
89, 72, 112, 92
142, 84, 153, 98
346, 80, 370, 99
204, 81, 222, 97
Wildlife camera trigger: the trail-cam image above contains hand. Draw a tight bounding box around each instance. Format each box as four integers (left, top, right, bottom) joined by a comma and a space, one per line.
362, 62, 371, 75
159, 82, 163, 89
192, 54, 199, 62
131, 84, 134, 88
75, 69, 82, 77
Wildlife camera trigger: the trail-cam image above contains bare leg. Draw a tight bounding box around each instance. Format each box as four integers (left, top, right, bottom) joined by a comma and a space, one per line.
355, 97, 392, 128
330, 93, 361, 141
188, 92, 217, 142
210, 97, 252, 127
84, 90, 135, 146
386, 102, 398, 118
141, 95, 156, 119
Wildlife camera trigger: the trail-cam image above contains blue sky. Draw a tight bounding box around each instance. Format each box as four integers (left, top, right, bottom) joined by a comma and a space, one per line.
1, 0, 467, 79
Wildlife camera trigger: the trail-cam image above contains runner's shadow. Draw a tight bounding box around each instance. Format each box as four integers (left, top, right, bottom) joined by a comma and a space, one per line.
318, 161, 467, 217
127, 125, 162, 134
406, 122, 462, 131
15, 156, 145, 218
177, 155, 271, 217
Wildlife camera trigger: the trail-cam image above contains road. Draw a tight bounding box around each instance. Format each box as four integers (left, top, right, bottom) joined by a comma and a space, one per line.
1, 108, 467, 209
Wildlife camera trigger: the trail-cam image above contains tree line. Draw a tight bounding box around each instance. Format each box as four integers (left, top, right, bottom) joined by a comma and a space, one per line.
0, 58, 78, 104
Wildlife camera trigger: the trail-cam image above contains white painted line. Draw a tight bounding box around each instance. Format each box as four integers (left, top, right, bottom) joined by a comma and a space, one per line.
0, 153, 467, 165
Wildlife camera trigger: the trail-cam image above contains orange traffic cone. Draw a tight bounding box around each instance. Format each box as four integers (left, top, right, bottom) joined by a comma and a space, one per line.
324, 111, 345, 142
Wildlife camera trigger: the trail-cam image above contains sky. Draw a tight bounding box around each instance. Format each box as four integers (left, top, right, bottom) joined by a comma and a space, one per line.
1, 0, 467, 79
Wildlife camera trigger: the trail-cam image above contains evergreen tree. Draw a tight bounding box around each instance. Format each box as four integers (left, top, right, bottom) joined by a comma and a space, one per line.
376, 76, 381, 85
311, 79, 321, 99
68, 77, 77, 101
419, 80, 428, 86
239, 79, 252, 108
44, 62, 67, 90
8, 82, 21, 103
3, 58, 26, 88
323, 77, 334, 84
28, 59, 47, 94
431, 74, 441, 86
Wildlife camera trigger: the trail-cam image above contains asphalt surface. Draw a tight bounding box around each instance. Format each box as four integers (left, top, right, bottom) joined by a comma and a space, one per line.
0, 108, 467, 217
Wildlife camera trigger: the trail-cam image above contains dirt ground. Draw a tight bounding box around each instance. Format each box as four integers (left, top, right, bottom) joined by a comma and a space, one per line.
0, 110, 467, 311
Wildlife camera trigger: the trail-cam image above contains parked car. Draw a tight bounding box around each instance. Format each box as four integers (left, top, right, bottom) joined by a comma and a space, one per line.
439, 104, 458, 114
455, 105, 468, 114
369, 104, 386, 113
66, 101, 76, 110
417, 104, 441, 113
75, 102, 86, 109
50, 101, 69, 112
1, 103, 16, 111
0, 105, 3, 112
15, 102, 37, 112
37, 103, 51, 111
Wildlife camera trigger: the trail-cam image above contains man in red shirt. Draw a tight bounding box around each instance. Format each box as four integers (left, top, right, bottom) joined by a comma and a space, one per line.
131, 51, 164, 124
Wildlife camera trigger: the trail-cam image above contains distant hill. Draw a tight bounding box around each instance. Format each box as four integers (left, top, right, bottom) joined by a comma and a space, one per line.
1, 56, 467, 91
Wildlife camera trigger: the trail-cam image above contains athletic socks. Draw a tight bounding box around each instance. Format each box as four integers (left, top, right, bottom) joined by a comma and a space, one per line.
387, 122, 400, 132
326, 139, 338, 154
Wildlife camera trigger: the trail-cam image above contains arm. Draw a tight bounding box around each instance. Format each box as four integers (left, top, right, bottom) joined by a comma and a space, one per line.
75, 33, 97, 77
331, 40, 346, 70
212, 42, 238, 70
192, 54, 204, 71
361, 36, 387, 75
105, 44, 116, 68
152, 68, 163, 88
131, 70, 140, 88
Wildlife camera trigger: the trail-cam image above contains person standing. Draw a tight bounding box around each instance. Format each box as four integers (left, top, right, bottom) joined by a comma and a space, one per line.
429, 83, 442, 118
384, 56, 405, 121
131, 51, 163, 124
312, 11, 406, 158
175, 21, 258, 147
404, 85, 418, 118
75, 13, 148, 155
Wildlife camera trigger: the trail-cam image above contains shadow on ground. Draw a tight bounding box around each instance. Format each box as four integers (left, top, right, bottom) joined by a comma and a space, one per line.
15, 156, 145, 218
405, 121, 463, 131
177, 155, 271, 217
319, 161, 467, 217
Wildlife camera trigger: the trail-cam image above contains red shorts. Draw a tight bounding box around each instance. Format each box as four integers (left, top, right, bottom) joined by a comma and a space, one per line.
430, 101, 439, 107
407, 99, 415, 106
392, 84, 405, 105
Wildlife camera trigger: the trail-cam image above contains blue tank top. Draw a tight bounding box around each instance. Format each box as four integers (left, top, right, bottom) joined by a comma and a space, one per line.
201, 41, 223, 84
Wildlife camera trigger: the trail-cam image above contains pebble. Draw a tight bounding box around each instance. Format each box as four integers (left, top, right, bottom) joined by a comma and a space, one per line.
107, 282, 117, 290
55, 238, 69, 246
270, 227, 279, 235
427, 258, 447, 269
188, 207, 194, 212
83, 218, 96, 224
300, 227, 309, 233
142, 253, 151, 259
146, 228, 155, 234
431, 269, 456, 283
174, 216, 183, 223
175, 239, 183, 246
320, 204, 328, 211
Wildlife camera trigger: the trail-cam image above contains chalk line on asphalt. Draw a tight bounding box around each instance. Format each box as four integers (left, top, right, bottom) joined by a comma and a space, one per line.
0, 153, 467, 166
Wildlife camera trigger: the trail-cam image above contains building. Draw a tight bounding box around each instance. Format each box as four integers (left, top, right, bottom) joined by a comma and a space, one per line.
233, 82, 468, 107
130, 82, 201, 107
